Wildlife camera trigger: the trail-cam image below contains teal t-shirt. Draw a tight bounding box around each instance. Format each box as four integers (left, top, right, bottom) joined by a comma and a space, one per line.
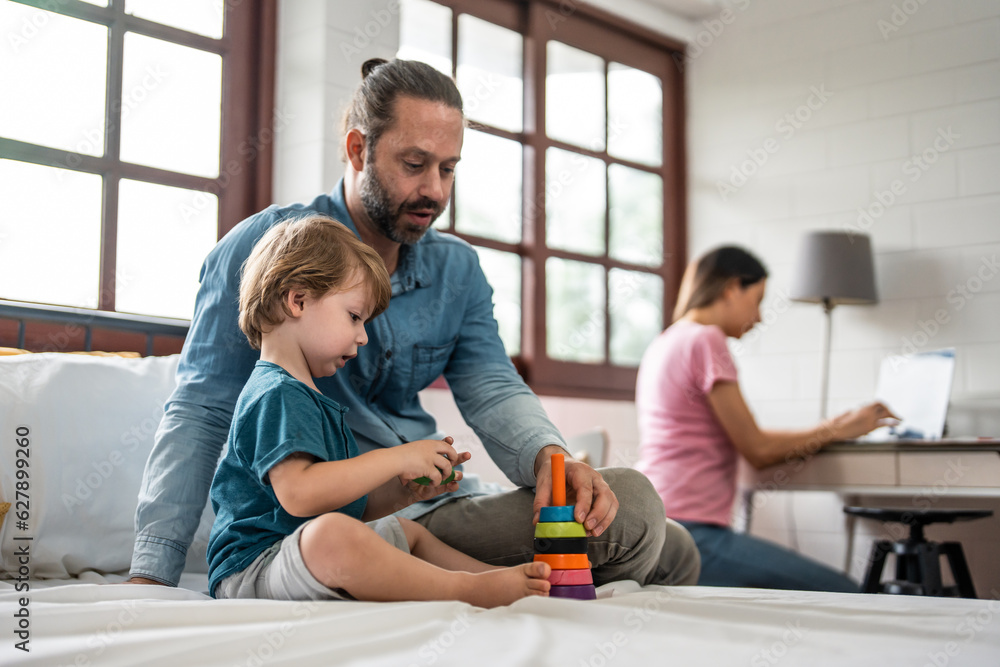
206, 361, 368, 595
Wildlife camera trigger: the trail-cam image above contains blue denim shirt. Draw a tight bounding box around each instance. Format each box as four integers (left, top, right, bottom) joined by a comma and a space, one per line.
132, 180, 566, 585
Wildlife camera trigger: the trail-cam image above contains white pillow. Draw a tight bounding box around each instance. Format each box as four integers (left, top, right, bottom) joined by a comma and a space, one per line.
0, 353, 184, 578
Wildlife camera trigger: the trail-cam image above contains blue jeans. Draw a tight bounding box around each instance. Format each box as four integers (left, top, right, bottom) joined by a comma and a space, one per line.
679, 521, 860, 593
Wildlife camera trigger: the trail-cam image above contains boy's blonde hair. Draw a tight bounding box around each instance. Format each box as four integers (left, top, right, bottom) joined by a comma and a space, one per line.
238, 215, 391, 350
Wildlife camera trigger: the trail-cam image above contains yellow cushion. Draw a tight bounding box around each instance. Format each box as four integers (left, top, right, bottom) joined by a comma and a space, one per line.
68, 351, 142, 358
0, 348, 140, 358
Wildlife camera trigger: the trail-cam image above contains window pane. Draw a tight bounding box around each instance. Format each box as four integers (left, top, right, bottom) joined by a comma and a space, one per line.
609, 164, 662, 266
608, 63, 662, 166
475, 247, 521, 356
546, 258, 604, 363
80, 0, 108, 5
455, 130, 522, 243
0, 4, 107, 156
457, 15, 522, 133
433, 197, 451, 231
116, 180, 217, 319
398, 0, 452, 76
609, 269, 662, 366
546, 148, 605, 256
546, 42, 604, 151
126, 0, 224, 39
120, 33, 222, 178
0, 160, 102, 308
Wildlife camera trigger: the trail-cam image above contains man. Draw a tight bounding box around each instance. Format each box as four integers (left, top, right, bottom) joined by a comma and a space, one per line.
129, 58, 699, 589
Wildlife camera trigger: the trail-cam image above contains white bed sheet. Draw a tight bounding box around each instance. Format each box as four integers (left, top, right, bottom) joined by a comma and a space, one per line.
3, 575, 999, 666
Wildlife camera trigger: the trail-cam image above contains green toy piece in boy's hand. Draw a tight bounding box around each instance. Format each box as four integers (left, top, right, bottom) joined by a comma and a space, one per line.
414, 469, 456, 486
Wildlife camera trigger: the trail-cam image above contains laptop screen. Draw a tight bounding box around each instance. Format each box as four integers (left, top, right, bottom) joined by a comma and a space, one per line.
867, 348, 956, 441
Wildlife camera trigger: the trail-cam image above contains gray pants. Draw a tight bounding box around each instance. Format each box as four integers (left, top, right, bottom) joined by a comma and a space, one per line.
415, 468, 700, 587
215, 516, 409, 600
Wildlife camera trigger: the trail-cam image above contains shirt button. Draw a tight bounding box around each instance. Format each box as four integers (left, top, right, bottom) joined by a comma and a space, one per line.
385, 350, 392, 360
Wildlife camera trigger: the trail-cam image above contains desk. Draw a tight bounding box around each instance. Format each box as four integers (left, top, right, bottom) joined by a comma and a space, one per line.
740, 439, 1000, 572
742, 439, 1000, 498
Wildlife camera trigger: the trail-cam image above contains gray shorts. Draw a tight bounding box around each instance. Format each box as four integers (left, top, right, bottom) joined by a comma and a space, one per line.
215, 515, 410, 601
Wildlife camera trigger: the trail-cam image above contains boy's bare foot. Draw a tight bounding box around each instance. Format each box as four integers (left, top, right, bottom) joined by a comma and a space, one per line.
460, 561, 551, 608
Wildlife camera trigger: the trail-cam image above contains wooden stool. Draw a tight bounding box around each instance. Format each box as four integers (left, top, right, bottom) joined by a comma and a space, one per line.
844, 507, 992, 598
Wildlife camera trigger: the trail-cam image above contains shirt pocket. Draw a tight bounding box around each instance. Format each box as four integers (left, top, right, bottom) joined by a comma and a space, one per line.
408, 336, 457, 397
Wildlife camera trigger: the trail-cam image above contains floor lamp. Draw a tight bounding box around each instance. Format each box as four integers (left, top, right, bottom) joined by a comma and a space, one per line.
790, 231, 878, 420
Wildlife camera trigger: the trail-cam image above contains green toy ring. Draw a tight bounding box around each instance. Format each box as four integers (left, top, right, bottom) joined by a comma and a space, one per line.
414, 469, 456, 486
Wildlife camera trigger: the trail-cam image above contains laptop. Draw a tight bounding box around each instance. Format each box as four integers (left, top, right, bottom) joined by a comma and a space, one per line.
863, 348, 956, 441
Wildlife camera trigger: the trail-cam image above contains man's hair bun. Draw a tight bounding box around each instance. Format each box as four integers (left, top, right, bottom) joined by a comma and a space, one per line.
361, 58, 388, 79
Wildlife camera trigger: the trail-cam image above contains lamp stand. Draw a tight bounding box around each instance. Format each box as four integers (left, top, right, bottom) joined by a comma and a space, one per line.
820, 298, 833, 421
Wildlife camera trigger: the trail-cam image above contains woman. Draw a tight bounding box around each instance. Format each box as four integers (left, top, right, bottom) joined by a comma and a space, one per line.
636, 246, 896, 592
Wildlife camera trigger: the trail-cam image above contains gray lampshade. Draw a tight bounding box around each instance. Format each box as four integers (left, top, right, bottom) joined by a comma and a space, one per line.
790, 231, 878, 306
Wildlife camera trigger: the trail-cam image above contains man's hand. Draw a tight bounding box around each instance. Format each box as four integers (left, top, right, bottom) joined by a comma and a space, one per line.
533, 445, 618, 537
123, 577, 167, 586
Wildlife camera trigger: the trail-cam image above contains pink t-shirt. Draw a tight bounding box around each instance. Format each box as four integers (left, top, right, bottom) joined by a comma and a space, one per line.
635, 321, 740, 527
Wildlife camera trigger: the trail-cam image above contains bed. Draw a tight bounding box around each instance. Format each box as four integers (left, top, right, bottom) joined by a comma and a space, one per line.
6, 575, 1000, 666
2, 310, 999, 666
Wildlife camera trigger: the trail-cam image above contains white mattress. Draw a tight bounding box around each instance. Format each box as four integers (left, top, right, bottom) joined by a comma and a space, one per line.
3, 575, 999, 666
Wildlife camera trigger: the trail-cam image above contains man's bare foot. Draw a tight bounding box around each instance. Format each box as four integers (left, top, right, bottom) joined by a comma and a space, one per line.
460, 561, 551, 608
123, 577, 167, 585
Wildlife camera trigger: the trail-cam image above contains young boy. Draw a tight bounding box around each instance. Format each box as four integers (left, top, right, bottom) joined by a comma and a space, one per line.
206, 215, 551, 607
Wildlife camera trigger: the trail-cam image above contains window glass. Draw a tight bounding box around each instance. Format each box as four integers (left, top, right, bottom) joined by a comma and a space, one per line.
0, 4, 108, 156
546, 258, 605, 363
475, 247, 521, 356
399, 0, 452, 75
546, 148, 605, 256
608, 164, 662, 266
546, 41, 605, 151
116, 179, 217, 319
126, 0, 224, 39
609, 269, 663, 366
456, 130, 522, 243
458, 15, 523, 133
608, 63, 662, 166
0, 160, 102, 308
120, 33, 222, 178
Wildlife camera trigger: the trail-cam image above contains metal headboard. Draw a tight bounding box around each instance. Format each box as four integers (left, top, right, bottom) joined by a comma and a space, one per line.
0, 299, 189, 356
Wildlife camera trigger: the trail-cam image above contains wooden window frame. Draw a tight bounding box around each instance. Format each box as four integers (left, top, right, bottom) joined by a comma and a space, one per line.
0, 0, 276, 315
425, 0, 687, 401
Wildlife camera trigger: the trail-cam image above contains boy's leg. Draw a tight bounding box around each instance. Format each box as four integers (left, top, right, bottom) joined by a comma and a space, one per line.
414, 468, 700, 587
297, 513, 550, 607
397, 517, 499, 573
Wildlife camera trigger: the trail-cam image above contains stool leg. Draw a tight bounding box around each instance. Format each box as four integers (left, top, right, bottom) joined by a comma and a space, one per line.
894, 546, 909, 584
918, 543, 943, 596
942, 542, 978, 599
864, 541, 891, 594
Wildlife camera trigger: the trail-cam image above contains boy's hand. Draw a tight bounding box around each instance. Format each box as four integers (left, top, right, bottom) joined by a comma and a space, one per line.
396, 436, 463, 487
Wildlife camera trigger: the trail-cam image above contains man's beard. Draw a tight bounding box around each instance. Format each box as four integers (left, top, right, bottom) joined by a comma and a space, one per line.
359, 160, 443, 245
